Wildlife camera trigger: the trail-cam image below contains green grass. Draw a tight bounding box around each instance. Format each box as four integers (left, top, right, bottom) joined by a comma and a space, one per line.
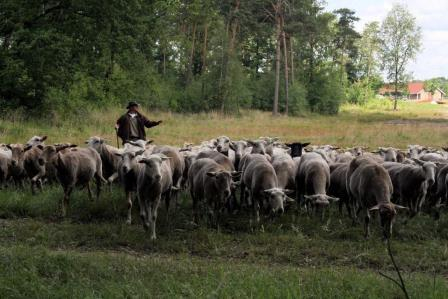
1, 101, 448, 297
1, 99, 448, 148
0, 186, 448, 297
1, 245, 447, 298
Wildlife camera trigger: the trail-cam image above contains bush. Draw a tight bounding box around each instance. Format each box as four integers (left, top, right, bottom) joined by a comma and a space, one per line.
288, 82, 308, 116
346, 80, 375, 105
43, 72, 106, 120
308, 69, 344, 114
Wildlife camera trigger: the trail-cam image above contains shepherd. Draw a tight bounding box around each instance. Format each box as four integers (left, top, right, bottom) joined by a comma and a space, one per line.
115, 101, 162, 145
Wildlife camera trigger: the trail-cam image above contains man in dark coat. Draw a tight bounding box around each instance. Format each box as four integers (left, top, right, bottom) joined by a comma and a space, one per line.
115, 101, 162, 144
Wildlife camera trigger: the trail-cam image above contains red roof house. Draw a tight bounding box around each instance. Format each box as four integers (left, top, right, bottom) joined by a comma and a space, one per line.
407, 82, 432, 101
378, 82, 437, 101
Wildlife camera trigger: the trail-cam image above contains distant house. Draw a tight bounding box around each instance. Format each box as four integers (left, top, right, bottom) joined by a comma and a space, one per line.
378, 82, 445, 102
433, 88, 446, 101
378, 84, 402, 97
407, 82, 432, 101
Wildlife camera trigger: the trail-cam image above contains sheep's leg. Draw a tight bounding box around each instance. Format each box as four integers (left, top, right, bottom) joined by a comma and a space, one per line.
61, 186, 73, 217
95, 175, 102, 201
364, 209, 370, 239
37, 179, 43, 192
338, 199, 343, 215
215, 199, 222, 230
87, 183, 93, 201
344, 198, 352, 219
150, 197, 161, 240
207, 203, 214, 228
164, 191, 171, 218
240, 183, 246, 209
164, 189, 172, 222
254, 199, 260, 224
126, 191, 133, 225
191, 191, 199, 224
107, 172, 119, 184
138, 194, 148, 230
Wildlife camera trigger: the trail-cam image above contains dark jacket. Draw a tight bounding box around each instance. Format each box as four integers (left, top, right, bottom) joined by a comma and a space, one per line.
116, 111, 159, 142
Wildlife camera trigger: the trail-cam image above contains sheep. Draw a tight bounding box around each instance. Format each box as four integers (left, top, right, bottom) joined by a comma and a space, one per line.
136, 154, 173, 240
348, 157, 407, 239
54, 148, 107, 217
188, 158, 233, 226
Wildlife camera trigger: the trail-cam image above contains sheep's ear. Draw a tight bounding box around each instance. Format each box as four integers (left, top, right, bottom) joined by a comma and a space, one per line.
159, 155, 170, 161
146, 140, 154, 145
135, 149, 145, 156
56, 145, 71, 152
282, 189, 295, 195
246, 140, 256, 146
304, 195, 317, 201
284, 196, 295, 203
207, 171, 217, 177
85, 140, 90, 144
393, 204, 408, 211
369, 204, 381, 211
412, 158, 425, 166
114, 152, 122, 157
41, 136, 48, 141
138, 159, 149, 164
325, 195, 339, 202
6, 144, 12, 150
37, 145, 44, 150
263, 188, 275, 195
229, 142, 236, 151
302, 142, 311, 147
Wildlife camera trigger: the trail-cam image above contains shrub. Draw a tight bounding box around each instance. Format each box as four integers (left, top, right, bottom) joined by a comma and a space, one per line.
308, 69, 345, 114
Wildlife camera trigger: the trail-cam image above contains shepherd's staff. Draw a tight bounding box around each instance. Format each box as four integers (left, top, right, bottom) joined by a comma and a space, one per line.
115, 127, 120, 149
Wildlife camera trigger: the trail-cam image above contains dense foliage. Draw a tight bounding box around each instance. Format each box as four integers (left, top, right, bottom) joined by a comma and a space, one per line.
0, 1, 427, 117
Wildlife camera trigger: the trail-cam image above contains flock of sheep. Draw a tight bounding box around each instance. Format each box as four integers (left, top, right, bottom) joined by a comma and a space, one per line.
0, 135, 446, 240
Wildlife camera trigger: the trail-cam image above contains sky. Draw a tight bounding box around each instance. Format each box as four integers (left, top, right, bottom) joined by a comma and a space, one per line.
326, 0, 448, 80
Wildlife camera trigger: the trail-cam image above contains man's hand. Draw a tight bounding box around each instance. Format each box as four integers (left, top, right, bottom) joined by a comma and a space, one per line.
156, 120, 163, 125
115, 124, 119, 130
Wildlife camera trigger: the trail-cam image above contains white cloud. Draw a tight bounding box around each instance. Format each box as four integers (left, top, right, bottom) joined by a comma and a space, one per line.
326, 0, 448, 79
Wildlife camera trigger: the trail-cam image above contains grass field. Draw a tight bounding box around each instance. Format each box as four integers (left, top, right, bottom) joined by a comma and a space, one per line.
1, 99, 448, 148
1, 100, 448, 298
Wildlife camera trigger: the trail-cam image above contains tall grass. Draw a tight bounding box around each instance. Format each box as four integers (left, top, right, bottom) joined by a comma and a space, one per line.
1, 100, 447, 148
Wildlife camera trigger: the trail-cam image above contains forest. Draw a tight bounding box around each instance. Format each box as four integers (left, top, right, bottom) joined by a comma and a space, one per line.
0, 0, 433, 117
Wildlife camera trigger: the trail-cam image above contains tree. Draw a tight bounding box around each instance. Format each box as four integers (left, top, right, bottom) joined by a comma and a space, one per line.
333, 8, 360, 83
380, 4, 422, 110
357, 21, 381, 83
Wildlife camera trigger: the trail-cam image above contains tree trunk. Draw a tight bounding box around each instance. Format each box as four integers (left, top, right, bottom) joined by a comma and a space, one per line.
186, 23, 197, 84
273, 1, 282, 116
290, 37, 295, 85
201, 23, 208, 74
281, 17, 289, 115
228, 0, 240, 54
201, 23, 208, 101
162, 50, 166, 76
394, 75, 398, 111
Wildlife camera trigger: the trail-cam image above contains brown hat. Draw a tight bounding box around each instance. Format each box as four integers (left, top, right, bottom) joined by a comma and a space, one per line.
126, 101, 139, 109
